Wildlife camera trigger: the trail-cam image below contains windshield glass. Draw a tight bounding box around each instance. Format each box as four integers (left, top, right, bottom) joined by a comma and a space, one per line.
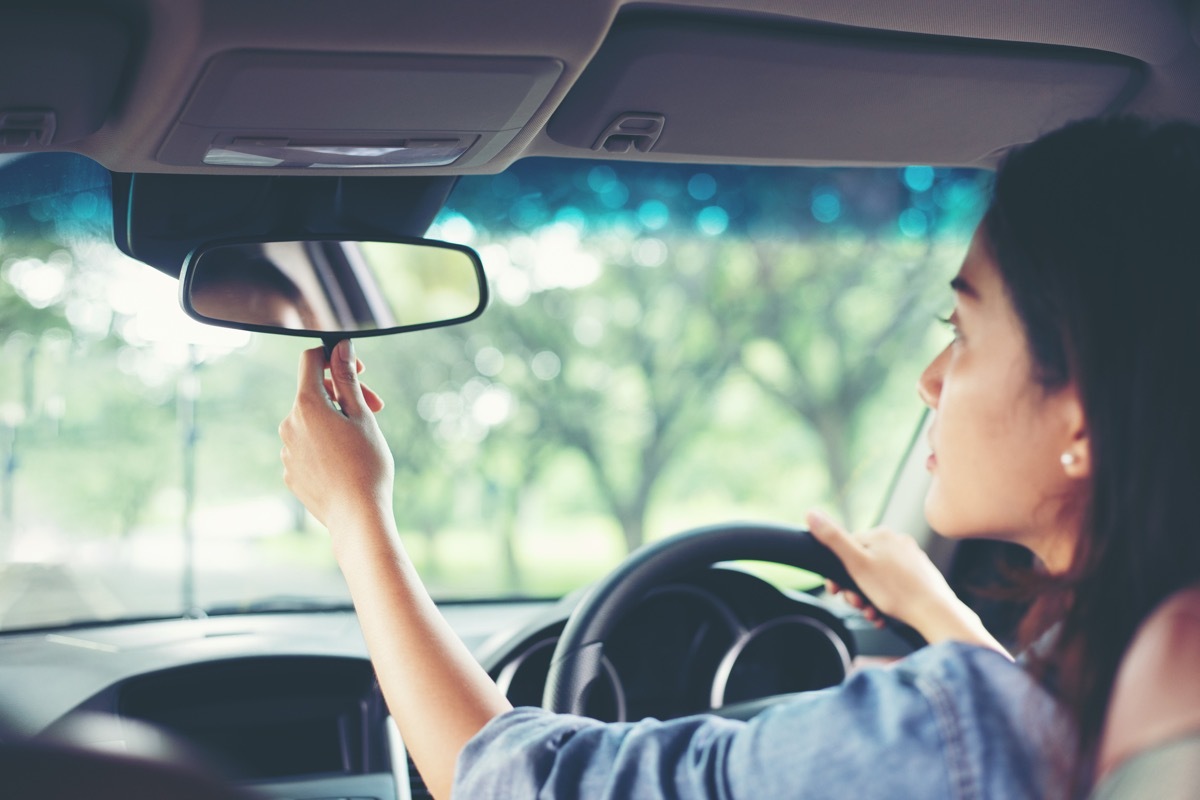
0, 153, 987, 631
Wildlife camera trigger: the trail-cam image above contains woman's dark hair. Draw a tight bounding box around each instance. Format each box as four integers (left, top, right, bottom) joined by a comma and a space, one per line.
984, 115, 1200, 774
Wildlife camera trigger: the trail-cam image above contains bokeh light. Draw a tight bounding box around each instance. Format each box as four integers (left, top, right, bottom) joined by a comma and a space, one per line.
903, 166, 935, 192
697, 206, 729, 236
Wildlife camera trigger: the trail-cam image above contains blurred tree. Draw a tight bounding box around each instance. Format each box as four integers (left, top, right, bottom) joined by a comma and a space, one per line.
475, 237, 747, 553
736, 236, 946, 524
435, 160, 985, 545
370, 333, 470, 584
0, 223, 176, 548
0, 152, 986, 603
1, 328, 177, 544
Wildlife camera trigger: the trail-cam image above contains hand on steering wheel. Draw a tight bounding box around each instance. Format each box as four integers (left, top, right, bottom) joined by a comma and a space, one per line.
807, 512, 1011, 659
807, 511, 961, 633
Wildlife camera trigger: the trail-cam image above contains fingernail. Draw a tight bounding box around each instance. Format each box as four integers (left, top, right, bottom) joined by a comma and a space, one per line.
342, 339, 355, 367
806, 510, 827, 528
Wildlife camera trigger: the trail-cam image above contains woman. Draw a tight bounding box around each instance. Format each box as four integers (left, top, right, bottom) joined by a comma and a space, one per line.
278, 115, 1200, 798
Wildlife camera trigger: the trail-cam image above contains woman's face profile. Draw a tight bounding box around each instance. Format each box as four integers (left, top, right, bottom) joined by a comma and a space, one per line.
917, 227, 1088, 571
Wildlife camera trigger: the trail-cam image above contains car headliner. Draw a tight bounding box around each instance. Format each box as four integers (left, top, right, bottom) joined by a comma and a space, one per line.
0, 0, 1197, 177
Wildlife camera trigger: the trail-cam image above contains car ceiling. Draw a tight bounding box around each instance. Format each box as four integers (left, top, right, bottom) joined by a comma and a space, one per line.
1, 0, 1198, 175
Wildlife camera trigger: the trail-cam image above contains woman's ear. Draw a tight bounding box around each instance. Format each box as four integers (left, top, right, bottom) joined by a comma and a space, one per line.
1058, 384, 1090, 479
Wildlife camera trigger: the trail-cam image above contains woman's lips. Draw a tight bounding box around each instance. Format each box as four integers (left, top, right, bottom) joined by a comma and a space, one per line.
926, 452, 937, 471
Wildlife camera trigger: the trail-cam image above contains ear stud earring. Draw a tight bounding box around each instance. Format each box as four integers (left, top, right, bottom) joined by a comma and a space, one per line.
1060, 452, 1078, 467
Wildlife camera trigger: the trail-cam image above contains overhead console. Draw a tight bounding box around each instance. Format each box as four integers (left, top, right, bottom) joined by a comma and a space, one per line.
157, 51, 562, 169
548, 11, 1145, 165
0, 10, 130, 151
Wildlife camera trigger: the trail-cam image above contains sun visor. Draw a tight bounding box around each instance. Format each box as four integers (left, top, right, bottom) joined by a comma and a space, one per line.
158, 51, 562, 169
547, 13, 1145, 165
0, 11, 130, 149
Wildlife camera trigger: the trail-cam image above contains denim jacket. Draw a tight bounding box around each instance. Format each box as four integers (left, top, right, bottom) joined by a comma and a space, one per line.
453, 642, 1078, 799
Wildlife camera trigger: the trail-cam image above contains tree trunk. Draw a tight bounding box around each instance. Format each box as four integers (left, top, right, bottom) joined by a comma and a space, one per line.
496, 489, 523, 593
618, 509, 645, 555
617, 479, 654, 554
815, 416, 856, 527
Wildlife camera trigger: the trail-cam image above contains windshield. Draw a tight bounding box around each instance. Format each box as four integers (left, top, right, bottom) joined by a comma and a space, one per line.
0, 153, 987, 631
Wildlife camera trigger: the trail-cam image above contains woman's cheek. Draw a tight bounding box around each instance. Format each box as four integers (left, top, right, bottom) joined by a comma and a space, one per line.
924, 471, 962, 537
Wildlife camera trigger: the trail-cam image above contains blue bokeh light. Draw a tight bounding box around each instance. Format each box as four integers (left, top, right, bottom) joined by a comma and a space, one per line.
638, 200, 670, 230
687, 173, 717, 201
588, 166, 617, 193
696, 206, 729, 236
600, 182, 629, 209
903, 166, 936, 193
510, 198, 545, 229
898, 208, 929, 237
555, 206, 588, 229
811, 188, 841, 224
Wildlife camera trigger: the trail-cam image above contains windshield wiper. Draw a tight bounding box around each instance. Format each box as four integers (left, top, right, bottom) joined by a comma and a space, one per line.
204, 595, 355, 616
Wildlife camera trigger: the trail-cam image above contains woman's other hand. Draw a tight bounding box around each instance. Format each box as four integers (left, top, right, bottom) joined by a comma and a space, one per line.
279, 340, 393, 533
807, 510, 1011, 658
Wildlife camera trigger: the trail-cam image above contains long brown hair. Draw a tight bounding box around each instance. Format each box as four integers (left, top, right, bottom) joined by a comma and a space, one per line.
983, 115, 1200, 774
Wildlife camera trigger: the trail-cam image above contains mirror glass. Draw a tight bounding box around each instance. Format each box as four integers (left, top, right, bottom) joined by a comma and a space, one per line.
183, 239, 485, 335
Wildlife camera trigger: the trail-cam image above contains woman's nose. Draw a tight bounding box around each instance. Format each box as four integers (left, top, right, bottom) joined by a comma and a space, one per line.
917, 346, 948, 408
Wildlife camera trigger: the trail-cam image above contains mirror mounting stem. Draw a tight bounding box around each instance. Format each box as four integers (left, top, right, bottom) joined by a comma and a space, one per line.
322, 335, 346, 364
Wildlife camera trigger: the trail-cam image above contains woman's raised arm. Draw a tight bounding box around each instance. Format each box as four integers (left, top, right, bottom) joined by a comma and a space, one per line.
278, 340, 512, 800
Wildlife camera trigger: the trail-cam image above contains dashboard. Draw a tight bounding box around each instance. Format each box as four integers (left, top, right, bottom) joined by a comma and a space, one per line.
0, 566, 908, 799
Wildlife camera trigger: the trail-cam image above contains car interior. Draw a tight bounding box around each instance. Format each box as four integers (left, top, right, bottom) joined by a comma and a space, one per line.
1, 1, 1198, 798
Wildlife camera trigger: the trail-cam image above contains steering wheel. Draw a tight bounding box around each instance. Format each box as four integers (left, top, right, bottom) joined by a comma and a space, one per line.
542, 522, 924, 716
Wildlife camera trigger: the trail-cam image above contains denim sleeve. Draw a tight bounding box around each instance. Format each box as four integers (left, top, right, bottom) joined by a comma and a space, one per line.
452, 643, 1075, 800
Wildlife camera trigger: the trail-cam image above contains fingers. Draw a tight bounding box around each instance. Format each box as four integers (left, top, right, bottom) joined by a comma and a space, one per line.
305, 342, 384, 416
325, 376, 384, 413
361, 382, 385, 413
842, 590, 865, 610
860, 604, 885, 628
833, 587, 883, 624
809, 511, 888, 623
329, 339, 365, 417
298, 346, 332, 400
348, 350, 385, 413
807, 509, 866, 569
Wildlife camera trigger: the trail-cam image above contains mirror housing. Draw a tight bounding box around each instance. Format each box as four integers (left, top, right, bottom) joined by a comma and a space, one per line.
179, 236, 488, 341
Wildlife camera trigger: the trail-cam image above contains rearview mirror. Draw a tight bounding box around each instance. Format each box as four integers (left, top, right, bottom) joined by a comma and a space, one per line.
180, 237, 487, 339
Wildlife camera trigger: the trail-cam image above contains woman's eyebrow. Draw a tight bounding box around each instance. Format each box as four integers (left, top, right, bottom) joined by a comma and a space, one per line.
950, 275, 979, 299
